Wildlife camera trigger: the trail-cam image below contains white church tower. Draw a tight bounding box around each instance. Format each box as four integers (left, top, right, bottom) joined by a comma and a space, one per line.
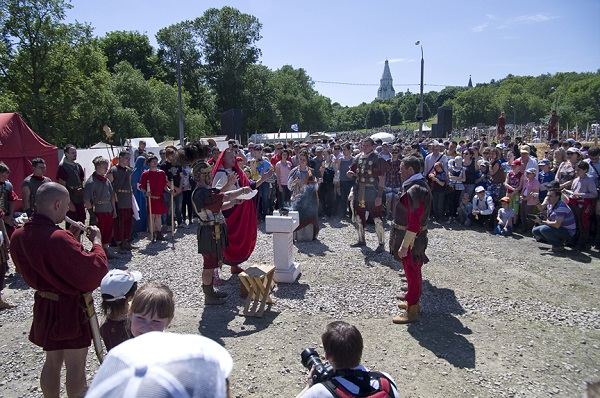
377, 59, 395, 99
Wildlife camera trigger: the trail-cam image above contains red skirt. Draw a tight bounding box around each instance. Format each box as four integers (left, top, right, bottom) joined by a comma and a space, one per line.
147, 197, 167, 215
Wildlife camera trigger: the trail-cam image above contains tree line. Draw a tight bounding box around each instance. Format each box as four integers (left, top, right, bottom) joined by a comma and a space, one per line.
1, 0, 598, 147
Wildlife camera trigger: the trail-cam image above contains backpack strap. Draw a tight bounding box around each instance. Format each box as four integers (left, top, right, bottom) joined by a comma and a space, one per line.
321, 370, 397, 398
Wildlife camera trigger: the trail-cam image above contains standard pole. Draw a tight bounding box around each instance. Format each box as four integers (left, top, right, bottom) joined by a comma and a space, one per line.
177, 46, 184, 147
418, 45, 424, 137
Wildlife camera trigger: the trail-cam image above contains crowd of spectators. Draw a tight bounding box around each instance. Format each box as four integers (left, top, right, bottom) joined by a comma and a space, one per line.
199, 134, 600, 253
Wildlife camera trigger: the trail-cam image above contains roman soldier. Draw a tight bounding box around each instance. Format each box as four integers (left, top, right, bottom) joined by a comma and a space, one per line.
57, 144, 86, 225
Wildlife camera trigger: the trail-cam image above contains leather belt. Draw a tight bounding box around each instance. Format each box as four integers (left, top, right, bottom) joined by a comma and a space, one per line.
37, 291, 59, 301
95, 200, 110, 204
115, 189, 132, 193
199, 220, 225, 226
150, 195, 161, 199
391, 222, 427, 232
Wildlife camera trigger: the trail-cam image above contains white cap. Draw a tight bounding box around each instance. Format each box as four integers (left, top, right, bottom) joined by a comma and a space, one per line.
86, 332, 234, 398
475, 186, 486, 193
101, 270, 142, 302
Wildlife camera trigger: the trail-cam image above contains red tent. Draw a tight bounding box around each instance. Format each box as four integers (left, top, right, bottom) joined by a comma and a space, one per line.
0, 113, 58, 210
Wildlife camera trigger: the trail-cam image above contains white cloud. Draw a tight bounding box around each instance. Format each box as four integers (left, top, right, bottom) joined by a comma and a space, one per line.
472, 23, 488, 32
387, 58, 412, 64
473, 12, 559, 33
512, 13, 558, 24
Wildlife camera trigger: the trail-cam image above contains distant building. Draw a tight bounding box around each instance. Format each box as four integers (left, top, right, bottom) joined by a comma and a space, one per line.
377, 60, 395, 99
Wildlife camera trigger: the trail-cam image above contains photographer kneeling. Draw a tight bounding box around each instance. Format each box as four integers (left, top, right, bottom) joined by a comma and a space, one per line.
299, 321, 399, 398
531, 188, 576, 253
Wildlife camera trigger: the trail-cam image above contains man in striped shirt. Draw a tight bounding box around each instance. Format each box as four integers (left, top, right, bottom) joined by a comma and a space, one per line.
531, 188, 576, 252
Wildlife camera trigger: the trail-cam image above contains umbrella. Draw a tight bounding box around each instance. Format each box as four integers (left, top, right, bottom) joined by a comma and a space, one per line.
370, 132, 395, 142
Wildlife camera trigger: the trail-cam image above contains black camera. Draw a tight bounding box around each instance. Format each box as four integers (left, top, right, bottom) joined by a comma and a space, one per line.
527, 213, 546, 221
301, 348, 333, 384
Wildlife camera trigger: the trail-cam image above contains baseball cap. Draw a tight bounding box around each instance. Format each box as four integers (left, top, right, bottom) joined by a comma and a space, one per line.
475, 186, 485, 193
539, 159, 551, 166
566, 147, 581, 154
253, 144, 263, 150
316, 146, 324, 152
525, 168, 537, 174
511, 159, 522, 166
86, 332, 234, 398
101, 270, 142, 302
520, 145, 530, 154
499, 196, 510, 203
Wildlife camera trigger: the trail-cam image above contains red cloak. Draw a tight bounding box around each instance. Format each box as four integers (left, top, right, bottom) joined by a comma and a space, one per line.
211, 150, 258, 266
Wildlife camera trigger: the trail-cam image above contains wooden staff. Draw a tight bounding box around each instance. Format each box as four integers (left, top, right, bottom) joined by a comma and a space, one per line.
147, 181, 154, 242
170, 180, 175, 242
83, 292, 104, 363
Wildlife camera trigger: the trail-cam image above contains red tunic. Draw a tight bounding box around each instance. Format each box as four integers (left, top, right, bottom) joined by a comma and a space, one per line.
211, 152, 258, 266
9, 214, 108, 351
139, 170, 168, 215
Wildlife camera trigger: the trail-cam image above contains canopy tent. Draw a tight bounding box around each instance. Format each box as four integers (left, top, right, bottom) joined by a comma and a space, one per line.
413, 124, 431, 132
248, 132, 309, 144
370, 132, 395, 143
0, 113, 59, 210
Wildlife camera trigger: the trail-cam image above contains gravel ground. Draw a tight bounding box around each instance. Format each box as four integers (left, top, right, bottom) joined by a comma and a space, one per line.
0, 217, 599, 398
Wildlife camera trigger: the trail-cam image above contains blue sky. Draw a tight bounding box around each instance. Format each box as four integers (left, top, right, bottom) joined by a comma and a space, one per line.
66, 0, 600, 107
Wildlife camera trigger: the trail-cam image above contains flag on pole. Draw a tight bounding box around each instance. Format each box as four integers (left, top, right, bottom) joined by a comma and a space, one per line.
291, 124, 298, 132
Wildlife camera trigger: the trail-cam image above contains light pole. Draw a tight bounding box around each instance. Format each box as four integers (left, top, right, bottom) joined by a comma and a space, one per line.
415, 41, 424, 137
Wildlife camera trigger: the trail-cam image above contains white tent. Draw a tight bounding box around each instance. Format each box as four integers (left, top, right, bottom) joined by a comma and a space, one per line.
249, 132, 309, 144
413, 124, 432, 133
370, 132, 395, 142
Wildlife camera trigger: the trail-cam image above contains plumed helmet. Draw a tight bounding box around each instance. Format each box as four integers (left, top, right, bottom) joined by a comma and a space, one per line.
191, 160, 213, 181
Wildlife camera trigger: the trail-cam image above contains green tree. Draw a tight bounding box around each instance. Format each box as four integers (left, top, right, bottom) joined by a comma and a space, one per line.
193, 6, 262, 112
365, 104, 387, 129
100, 30, 157, 79
0, 0, 110, 145
389, 105, 403, 126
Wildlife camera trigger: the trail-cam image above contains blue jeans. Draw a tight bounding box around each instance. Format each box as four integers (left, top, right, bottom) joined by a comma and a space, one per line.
432, 191, 445, 219
493, 225, 512, 236
257, 182, 271, 218
166, 192, 183, 225
532, 225, 572, 248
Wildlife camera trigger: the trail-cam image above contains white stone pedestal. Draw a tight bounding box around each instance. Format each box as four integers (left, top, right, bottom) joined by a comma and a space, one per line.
265, 211, 301, 283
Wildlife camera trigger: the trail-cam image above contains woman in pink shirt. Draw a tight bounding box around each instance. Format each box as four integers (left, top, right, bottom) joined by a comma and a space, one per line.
275, 149, 293, 208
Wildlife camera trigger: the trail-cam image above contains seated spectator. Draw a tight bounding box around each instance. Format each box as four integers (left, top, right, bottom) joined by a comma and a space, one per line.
300, 321, 399, 398
531, 188, 576, 252
100, 270, 142, 351
457, 192, 473, 226
493, 196, 514, 236
86, 332, 233, 398
469, 186, 495, 229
